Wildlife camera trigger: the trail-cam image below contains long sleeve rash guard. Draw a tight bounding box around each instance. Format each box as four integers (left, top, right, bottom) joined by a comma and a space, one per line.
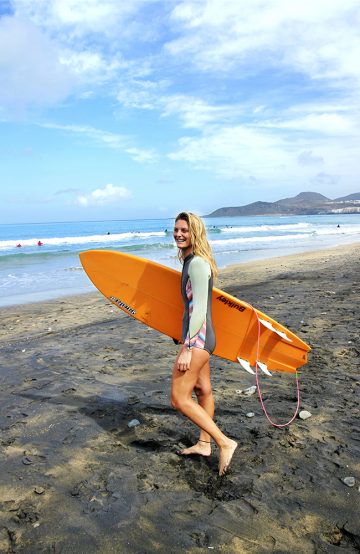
181, 254, 216, 354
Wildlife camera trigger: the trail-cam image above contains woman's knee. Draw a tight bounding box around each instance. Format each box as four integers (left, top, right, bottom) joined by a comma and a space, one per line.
171, 393, 179, 410
194, 381, 212, 399
171, 393, 190, 413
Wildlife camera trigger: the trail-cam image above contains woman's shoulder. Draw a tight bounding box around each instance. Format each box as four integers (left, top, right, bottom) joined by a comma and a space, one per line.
189, 255, 211, 276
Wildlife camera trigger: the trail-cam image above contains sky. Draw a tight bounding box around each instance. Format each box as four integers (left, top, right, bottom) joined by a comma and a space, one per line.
1, 0, 360, 223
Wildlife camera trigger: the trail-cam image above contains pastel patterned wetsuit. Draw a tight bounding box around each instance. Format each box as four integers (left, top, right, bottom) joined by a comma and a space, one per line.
181, 254, 216, 354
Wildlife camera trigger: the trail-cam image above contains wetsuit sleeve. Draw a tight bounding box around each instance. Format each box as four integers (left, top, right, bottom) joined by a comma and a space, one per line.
187, 257, 211, 343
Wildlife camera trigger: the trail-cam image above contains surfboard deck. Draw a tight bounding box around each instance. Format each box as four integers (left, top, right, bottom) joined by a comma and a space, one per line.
79, 250, 310, 374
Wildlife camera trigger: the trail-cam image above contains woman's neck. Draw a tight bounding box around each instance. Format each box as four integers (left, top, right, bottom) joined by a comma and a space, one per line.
182, 246, 193, 259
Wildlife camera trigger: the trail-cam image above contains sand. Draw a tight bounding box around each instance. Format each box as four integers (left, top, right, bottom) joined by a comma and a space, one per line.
0, 243, 359, 553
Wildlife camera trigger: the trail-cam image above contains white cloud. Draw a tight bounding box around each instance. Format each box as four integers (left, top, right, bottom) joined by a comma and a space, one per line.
168, 115, 360, 189
165, 84, 360, 186
160, 95, 242, 129
41, 122, 158, 163
77, 183, 131, 207
259, 113, 356, 135
298, 151, 324, 166
167, 0, 360, 86
169, 124, 292, 180
116, 77, 169, 110
59, 51, 124, 82
13, 0, 153, 35
2, 1, 164, 111
0, 16, 74, 109
124, 147, 157, 164
311, 172, 339, 186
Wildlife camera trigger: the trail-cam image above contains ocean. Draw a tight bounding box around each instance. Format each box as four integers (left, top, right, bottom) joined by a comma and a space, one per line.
1, 213, 360, 308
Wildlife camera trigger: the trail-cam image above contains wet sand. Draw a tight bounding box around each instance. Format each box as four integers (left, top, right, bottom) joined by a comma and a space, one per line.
0, 243, 359, 553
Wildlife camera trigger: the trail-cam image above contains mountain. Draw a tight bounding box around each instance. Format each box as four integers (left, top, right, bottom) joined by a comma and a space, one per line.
277, 192, 330, 206
335, 193, 360, 201
205, 191, 360, 217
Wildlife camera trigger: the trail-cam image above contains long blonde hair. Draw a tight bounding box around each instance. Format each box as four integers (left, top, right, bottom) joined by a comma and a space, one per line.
175, 212, 218, 280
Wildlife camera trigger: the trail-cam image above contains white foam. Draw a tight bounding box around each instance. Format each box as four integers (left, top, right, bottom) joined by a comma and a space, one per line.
210, 233, 314, 246
220, 223, 312, 233
0, 231, 166, 250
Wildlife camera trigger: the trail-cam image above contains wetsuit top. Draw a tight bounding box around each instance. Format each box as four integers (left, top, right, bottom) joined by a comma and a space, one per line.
181, 254, 216, 354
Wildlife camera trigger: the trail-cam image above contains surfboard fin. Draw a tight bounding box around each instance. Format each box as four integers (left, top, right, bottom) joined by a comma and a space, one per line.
274, 329, 292, 342
237, 357, 255, 375
258, 318, 292, 342
256, 361, 272, 376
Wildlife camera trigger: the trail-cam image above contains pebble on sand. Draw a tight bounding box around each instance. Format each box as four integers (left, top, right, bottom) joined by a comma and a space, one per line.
342, 476, 356, 487
243, 385, 257, 396
128, 419, 141, 428
299, 410, 312, 420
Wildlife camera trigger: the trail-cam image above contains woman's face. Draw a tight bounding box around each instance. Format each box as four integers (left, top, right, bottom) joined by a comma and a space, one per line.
173, 219, 192, 253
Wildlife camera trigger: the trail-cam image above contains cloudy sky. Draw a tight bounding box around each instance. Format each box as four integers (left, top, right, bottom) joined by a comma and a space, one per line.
1, 0, 360, 223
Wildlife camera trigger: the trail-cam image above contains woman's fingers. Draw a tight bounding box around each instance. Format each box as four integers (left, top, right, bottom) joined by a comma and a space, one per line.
177, 347, 192, 371
179, 360, 190, 371
178, 361, 189, 371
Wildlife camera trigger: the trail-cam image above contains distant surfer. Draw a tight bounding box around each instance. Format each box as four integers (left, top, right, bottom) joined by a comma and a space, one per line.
16, 243, 22, 248
172, 212, 237, 476
37, 241, 43, 246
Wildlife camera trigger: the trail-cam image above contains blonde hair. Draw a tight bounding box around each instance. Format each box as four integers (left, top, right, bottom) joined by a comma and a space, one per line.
175, 212, 218, 280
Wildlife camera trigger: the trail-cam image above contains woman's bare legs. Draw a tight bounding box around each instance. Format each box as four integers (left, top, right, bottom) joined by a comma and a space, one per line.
178, 360, 214, 456
171, 347, 237, 475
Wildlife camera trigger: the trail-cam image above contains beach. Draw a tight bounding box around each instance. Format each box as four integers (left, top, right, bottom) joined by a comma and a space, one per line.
0, 243, 359, 553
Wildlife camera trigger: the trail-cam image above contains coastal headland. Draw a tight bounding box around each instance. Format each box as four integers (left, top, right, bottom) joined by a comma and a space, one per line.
0, 243, 359, 553
206, 191, 360, 217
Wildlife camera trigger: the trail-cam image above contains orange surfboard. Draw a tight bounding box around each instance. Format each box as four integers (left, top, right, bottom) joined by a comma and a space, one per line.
79, 250, 310, 374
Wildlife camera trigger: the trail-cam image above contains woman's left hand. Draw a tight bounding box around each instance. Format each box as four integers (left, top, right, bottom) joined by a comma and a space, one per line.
177, 346, 192, 372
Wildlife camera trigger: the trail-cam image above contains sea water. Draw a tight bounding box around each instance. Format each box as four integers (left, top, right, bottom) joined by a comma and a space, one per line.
1, 213, 360, 307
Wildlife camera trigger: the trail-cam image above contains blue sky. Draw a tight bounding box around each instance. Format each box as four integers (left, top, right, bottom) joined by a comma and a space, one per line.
1, 0, 360, 223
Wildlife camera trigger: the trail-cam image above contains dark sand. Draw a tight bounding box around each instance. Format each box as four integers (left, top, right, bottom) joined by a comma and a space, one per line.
0, 244, 359, 553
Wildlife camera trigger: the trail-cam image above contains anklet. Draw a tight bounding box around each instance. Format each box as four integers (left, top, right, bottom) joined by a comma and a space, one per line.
198, 440, 211, 443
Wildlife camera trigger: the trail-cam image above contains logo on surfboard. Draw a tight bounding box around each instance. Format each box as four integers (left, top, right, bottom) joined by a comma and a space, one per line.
110, 296, 136, 315
216, 295, 246, 312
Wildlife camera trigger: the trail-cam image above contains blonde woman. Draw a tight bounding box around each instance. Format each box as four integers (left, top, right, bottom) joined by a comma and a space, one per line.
172, 212, 237, 476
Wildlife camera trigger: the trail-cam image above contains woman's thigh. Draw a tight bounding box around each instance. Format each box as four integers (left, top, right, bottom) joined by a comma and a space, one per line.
171, 348, 210, 399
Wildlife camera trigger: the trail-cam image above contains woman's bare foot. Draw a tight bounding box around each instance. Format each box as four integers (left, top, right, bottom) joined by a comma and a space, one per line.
219, 439, 238, 476
177, 440, 211, 457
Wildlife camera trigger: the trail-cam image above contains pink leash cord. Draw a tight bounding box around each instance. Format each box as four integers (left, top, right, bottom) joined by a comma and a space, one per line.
252, 306, 300, 428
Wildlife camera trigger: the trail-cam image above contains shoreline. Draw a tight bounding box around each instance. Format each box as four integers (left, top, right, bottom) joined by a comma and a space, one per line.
0, 242, 359, 552
1, 240, 360, 311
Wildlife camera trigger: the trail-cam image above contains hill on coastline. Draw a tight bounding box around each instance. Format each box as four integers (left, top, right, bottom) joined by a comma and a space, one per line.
205, 191, 360, 217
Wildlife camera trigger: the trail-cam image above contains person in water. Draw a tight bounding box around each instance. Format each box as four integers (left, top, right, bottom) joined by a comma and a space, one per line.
172, 212, 238, 476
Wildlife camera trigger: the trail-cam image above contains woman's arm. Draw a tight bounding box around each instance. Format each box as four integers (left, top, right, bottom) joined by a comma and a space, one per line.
186, 256, 211, 346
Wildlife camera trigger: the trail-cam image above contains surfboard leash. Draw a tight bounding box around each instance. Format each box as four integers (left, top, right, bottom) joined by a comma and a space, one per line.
252, 306, 301, 428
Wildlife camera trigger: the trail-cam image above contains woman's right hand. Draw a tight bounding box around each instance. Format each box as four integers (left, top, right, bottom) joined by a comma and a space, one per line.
177, 346, 192, 372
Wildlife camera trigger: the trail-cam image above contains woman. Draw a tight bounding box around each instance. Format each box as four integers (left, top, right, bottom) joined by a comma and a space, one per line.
171, 212, 237, 476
